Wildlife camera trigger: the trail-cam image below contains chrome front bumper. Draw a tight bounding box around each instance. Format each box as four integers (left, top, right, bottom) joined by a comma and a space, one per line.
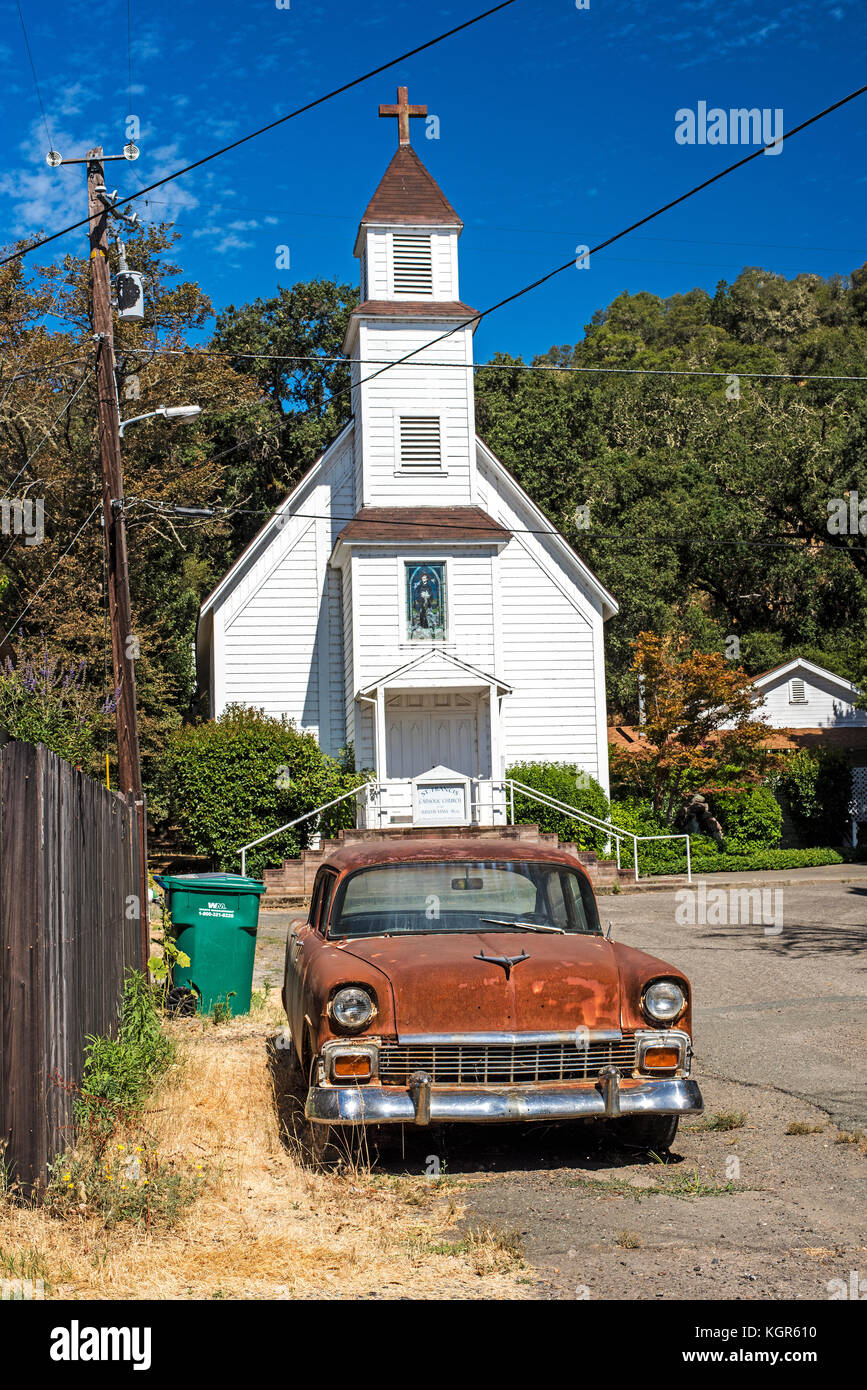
305, 1075, 704, 1126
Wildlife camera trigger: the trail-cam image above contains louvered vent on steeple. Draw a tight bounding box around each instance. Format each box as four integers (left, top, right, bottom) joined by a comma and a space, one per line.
399, 416, 441, 467
392, 233, 433, 295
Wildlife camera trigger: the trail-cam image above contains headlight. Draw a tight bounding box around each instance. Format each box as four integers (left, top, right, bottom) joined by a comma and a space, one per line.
330, 986, 376, 1032
642, 979, 686, 1023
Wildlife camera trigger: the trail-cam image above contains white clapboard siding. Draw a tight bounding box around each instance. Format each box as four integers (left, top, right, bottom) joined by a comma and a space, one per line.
363, 228, 390, 298
350, 545, 495, 689
358, 227, 459, 301
222, 523, 320, 725
498, 535, 598, 770
327, 566, 346, 754
356, 321, 475, 505
756, 671, 867, 728
431, 229, 459, 300
342, 557, 355, 750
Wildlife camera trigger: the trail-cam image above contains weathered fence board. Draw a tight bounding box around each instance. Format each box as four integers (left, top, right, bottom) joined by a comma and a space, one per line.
0, 741, 144, 1187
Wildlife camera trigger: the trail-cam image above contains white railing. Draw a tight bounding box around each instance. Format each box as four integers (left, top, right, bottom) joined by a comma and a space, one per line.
237, 775, 691, 884
238, 782, 374, 876
504, 778, 692, 883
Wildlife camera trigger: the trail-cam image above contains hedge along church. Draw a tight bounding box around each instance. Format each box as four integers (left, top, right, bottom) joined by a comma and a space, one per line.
197, 90, 618, 828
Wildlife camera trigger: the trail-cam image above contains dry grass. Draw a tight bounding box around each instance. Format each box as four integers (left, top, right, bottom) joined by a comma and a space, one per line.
785, 1121, 825, 1136
834, 1129, 867, 1154
0, 1004, 529, 1301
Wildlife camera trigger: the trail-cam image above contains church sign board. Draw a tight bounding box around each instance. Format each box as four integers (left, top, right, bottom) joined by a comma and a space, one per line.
412, 766, 470, 825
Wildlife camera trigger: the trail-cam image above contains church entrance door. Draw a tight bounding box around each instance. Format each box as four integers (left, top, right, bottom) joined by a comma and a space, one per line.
385, 691, 485, 780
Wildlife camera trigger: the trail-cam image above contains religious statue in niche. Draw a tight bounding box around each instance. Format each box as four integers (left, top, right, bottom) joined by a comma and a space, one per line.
406, 562, 446, 641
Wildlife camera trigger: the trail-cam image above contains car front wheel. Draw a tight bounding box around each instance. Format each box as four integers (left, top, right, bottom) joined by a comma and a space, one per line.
614, 1113, 679, 1153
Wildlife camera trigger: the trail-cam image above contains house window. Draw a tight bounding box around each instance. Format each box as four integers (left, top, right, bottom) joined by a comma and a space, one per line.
399, 415, 442, 468
405, 561, 447, 641
392, 232, 433, 295
789, 678, 808, 704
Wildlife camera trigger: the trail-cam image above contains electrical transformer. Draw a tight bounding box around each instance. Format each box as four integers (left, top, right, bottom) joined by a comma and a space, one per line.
116, 269, 144, 322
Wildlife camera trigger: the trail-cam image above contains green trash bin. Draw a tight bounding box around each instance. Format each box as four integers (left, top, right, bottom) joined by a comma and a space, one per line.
154, 872, 266, 1017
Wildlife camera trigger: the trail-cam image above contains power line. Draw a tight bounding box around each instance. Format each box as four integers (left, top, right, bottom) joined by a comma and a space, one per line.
0, 0, 518, 266
124, 498, 867, 552
119, 344, 867, 385
0, 257, 89, 413
1, 366, 93, 502
15, 0, 56, 155
324, 82, 867, 408
3, 356, 92, 382
0, 503, 101, 646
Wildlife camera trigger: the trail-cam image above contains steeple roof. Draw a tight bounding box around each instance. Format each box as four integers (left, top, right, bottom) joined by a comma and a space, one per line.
358, 146, 463, 230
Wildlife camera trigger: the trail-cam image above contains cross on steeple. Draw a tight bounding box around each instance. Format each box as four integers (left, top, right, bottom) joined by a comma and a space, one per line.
379, 86, 427, 147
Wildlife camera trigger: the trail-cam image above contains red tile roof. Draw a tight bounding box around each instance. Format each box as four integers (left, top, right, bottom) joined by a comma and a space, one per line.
336, 506, 510, 543
359, 146, 462, 228
607, 724, 867, 754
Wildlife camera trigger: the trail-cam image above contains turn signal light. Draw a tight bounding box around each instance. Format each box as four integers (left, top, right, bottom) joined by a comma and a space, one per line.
643, 1047, 680, 1071
333, 1055, 372, 1079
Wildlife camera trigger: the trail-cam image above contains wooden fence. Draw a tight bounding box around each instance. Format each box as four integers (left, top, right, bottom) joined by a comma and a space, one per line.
0, 741, 145, 1188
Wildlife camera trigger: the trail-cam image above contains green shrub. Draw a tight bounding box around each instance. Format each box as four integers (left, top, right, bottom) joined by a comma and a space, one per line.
507, 762, 610, 852
156, 705, 367, 876
776, 749, 851, 846
710, 785, 783, 848
76, 972, 174, 1151
646, 846, 844, 876
0, 646, 107, 770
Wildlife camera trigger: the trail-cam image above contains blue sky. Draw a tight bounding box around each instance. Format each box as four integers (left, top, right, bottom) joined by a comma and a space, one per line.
2, 0, 866, 361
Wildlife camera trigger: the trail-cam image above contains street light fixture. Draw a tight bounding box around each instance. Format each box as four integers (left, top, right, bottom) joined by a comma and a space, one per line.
119, 404, 202, 438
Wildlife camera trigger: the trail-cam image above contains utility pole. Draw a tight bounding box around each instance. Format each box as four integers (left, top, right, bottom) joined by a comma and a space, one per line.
86, 147, 142, 800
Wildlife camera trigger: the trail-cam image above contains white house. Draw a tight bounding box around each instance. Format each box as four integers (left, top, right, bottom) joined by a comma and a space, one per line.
749, 657, 867, 731
196, 92, 618, 828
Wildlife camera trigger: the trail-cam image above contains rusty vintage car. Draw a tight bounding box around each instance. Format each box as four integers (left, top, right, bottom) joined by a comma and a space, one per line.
280, 839, 703, 1151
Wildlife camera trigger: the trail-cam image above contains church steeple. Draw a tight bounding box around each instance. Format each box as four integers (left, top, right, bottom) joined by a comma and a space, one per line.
352, 87, 463, 271
346, 91, 478, 508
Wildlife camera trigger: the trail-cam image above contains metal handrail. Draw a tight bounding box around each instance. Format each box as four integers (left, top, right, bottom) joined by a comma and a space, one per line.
505, 778, 692, 883
238, 781, 375, 876
237, 774, 692, 883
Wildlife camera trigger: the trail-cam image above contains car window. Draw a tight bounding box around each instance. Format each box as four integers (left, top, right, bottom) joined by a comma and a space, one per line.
329, 861, 601, 938
316, 873, 337, 934
308, 874, 325, 929
546, 871, 571, 930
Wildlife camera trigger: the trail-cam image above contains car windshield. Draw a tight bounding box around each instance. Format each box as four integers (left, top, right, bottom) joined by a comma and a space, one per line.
328, 860, 601, 939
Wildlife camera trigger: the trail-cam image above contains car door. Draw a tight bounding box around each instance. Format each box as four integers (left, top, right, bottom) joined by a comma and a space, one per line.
286, 870, 337, 1060
285, 875, 323, 1054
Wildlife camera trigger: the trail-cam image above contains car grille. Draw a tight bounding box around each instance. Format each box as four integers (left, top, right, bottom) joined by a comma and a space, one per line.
378, 1035, 637, 1087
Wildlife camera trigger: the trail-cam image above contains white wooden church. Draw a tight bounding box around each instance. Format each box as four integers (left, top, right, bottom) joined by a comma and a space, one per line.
197, 90, 618, 828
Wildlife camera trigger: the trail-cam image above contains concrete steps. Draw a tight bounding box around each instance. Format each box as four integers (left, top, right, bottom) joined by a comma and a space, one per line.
261, 822, 634, 900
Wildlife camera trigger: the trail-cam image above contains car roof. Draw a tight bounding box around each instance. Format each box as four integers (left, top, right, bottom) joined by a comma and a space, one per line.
321, 837, 592, 878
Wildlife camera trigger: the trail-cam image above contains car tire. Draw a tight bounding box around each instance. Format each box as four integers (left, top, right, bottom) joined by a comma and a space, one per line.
615, 1113, 679, 1154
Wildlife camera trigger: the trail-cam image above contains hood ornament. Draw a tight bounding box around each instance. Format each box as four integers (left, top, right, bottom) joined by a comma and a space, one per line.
474, 947, 530, 980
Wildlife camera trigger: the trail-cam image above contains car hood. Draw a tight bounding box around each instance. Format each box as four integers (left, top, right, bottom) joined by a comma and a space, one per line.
336, 930, 623, 1035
